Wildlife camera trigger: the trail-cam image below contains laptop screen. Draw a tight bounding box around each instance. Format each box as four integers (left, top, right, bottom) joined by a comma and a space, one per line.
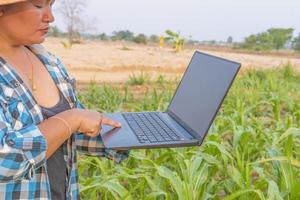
167, 52, 240, 139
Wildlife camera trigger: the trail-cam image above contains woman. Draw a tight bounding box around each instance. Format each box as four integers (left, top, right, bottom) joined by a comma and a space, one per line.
0, 0, 129, 199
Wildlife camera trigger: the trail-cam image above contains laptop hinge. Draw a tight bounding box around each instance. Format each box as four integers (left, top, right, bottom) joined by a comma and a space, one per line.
167, 110, 201, 140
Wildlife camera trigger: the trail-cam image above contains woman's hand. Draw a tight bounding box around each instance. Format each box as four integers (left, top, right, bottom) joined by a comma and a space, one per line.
75, 108, 121, 137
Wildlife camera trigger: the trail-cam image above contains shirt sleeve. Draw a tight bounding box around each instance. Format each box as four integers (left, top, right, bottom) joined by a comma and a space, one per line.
0, 106, 47, 182
74, 100, 130, 164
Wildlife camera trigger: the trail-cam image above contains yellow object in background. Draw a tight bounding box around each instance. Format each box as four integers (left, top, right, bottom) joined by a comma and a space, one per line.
159, 35, 165, 48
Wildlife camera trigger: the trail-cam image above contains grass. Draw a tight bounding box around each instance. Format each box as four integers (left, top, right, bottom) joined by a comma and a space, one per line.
77, 64, 300, 200
127, 71, 151, 86
120, 46, 132, 51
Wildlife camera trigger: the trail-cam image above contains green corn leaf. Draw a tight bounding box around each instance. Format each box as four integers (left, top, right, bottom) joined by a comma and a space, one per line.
273, 128, 300, 145
267, 180, 284, 200
224, 189, 266, 200
228, 166, 244, 189
157, 166, 184, 200
144, 175, 164, 192
101, 179, 131, 200
145, 191, 167, 200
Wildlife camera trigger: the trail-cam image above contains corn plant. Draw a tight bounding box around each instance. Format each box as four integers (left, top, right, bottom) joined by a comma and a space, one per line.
78, 65, 300, 199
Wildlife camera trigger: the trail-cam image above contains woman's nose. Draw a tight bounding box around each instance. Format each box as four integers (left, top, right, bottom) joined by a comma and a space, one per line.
43, 6, 55, 23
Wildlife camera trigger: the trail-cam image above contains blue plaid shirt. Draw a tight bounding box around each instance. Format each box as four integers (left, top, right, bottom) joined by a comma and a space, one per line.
0, 44, 129, 199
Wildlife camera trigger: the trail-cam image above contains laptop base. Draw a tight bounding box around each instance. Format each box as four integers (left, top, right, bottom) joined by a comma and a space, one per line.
101, 112, 200, 150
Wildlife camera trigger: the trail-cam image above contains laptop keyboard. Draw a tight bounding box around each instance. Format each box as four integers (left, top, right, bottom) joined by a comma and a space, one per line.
122, 112, 183, 144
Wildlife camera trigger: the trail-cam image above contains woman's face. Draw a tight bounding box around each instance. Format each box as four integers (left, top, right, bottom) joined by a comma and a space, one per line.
0, 0, 55, 45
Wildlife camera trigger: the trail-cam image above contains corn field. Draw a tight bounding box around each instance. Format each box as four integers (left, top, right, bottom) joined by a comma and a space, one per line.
77, 64, 300, 200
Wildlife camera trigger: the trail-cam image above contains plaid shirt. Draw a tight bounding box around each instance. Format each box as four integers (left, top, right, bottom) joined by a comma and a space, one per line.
0, 44, 129, 199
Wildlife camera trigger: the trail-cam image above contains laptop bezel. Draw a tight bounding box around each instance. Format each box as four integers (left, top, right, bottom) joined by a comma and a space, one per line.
166, 51, 241, 141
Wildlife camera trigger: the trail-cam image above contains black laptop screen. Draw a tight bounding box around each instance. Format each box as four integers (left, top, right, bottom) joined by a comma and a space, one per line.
167, 52, 240, 139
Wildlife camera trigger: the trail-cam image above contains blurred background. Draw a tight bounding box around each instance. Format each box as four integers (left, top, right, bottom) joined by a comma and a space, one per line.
45, 0, 300, 85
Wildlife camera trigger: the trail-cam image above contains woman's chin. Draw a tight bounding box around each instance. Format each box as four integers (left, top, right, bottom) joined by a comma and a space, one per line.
26, 37, 46, 45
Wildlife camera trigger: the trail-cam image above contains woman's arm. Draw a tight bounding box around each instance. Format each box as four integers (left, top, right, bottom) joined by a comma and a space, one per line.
0, 105, 122, 182
37, 108, 80, 159
0, 107, 80, 182
44, 99, 130, 163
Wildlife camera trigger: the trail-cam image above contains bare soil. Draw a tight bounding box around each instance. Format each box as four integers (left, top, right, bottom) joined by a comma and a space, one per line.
44, 37, 300, 85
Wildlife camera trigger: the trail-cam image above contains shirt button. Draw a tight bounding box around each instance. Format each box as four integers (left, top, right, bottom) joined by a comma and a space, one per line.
14, 82, 20, 87
29, 159, 35, 165
5, 96, 10, 101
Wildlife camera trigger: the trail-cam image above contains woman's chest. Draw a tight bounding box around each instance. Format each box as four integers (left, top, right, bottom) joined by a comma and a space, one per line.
14, 58, 61, 108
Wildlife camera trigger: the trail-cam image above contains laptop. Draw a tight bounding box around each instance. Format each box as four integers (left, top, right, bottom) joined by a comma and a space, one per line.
100, 51, 241, 150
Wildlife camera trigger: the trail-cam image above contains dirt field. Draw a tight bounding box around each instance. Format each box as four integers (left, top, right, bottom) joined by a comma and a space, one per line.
43, 38, 300, 84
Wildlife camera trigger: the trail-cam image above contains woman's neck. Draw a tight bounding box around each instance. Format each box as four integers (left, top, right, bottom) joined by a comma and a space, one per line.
0, 34, 25, 58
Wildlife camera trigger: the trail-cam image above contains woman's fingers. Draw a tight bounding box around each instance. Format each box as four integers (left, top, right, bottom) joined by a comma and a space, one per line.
101, 117, 122, 128
87, 117, 121, 137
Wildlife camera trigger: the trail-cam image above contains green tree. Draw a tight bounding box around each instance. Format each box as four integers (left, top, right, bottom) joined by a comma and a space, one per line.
292, 34, 300, 52
267, 28, 294, 50
111, 30, 134, 41
242, 32, 273, 51
133, 34, 147, 44
97, 33, 109, 41
256, 32, 274, 51
149, 34, 159, 43
240, 28, 294, 52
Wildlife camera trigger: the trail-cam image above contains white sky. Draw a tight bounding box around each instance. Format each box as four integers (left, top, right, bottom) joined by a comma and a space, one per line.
52, 0, 300, 42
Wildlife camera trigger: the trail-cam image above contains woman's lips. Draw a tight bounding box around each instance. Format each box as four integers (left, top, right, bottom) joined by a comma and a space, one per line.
39, 28, 49, 34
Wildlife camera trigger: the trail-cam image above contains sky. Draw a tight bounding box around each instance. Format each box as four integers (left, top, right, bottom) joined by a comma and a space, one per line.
52, 0, 300, 42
